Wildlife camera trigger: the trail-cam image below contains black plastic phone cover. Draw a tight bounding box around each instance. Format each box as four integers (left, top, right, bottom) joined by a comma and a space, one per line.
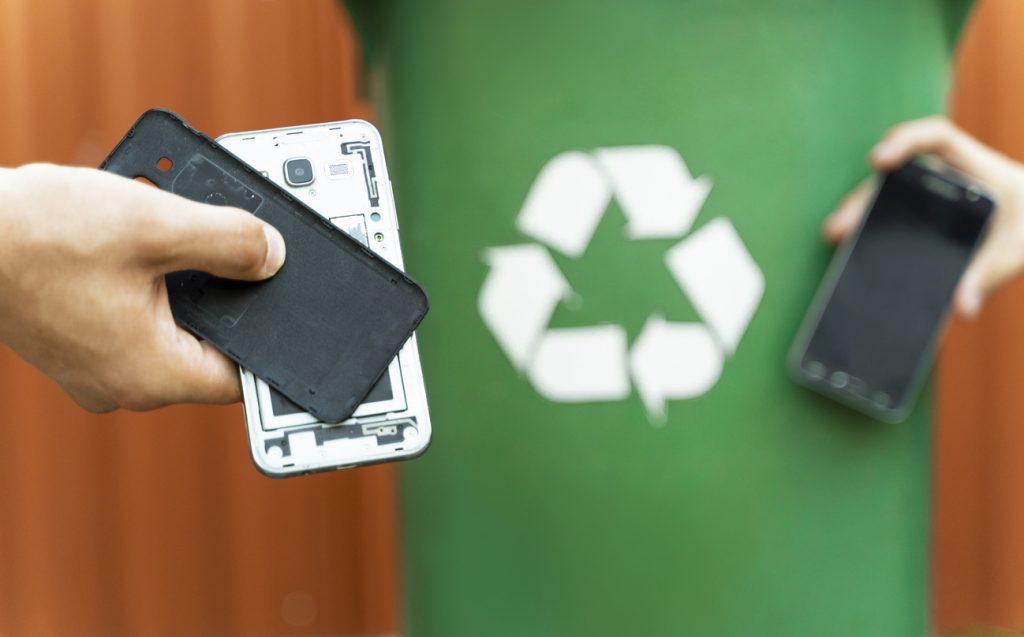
100, 109, 428, 423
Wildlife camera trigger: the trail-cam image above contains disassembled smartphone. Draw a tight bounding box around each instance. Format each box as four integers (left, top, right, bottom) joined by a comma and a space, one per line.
789, 156, 994, 423
218, 121, 431, 476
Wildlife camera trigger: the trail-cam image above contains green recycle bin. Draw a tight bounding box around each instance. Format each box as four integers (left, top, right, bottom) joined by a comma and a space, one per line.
352, 1, 972, 635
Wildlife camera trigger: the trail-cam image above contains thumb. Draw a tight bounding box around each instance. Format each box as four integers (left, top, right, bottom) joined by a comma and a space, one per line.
143, 192, 286, 280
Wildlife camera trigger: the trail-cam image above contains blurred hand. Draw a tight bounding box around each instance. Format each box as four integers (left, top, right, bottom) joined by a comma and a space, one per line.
0, 164, 286, 412
823, 116, 1024, 319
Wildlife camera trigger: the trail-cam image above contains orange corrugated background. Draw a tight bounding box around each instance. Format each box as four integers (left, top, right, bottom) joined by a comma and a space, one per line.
0, 1, 401, 636
935, 0, 1024, 633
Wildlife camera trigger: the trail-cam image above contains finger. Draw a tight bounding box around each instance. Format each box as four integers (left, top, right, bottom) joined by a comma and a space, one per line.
823, 179, 874, 244
135, 187, 286, 280
952, 234, 1020, 320
158, 331, 243, 405
953, 270, 984, 320
869, 116, 998, 175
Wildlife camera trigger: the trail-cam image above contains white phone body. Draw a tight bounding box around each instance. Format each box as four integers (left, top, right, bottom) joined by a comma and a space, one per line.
218, 120, 431, 476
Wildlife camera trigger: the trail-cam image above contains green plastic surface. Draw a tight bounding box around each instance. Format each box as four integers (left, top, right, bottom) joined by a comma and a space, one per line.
358, 2, 966, 635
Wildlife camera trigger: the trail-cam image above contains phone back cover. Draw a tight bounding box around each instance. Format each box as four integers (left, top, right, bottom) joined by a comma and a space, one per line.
100, 109, 429, 423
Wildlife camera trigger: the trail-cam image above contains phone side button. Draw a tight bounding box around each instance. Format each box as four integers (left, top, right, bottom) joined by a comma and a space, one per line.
388, 179, 399, 232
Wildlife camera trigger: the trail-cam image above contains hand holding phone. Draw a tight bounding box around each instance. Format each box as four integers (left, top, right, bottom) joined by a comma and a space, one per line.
825, 117, 1024, 319
791, 157, 994, 422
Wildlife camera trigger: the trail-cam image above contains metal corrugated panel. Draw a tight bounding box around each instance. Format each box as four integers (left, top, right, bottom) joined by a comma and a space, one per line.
934, 0, 1024, 632
0, 1, 400, 635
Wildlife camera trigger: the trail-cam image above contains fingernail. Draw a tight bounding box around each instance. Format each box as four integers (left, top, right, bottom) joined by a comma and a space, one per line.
959, 286, 982, 319
263, 226, 286, 275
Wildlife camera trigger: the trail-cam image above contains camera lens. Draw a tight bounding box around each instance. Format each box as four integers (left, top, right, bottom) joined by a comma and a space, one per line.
284, 158, 315, 187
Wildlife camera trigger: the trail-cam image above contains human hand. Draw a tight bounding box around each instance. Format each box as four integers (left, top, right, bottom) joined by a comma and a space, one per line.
0, 164, 286, 412
822, 116, 1024, 319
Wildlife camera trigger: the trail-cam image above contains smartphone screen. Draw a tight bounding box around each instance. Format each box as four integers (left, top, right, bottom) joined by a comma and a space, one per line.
792, 160, 993, 421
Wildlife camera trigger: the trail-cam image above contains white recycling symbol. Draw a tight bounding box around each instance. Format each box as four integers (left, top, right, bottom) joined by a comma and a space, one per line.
478, 146, 765, 423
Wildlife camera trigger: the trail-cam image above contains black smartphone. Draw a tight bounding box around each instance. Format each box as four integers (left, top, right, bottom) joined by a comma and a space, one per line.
789, 157, 995, 422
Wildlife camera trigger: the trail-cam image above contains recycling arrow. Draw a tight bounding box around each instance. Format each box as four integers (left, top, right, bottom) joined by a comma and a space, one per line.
629, 315, 722, 423
594, 146, 712, 240
517, 151, 611, 259
529, 326, 630, 402
479, 244, 569, 370
665, 217, 764, 354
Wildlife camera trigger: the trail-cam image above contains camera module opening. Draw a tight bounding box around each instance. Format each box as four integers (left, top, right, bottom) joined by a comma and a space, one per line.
284, 157, 315, 187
